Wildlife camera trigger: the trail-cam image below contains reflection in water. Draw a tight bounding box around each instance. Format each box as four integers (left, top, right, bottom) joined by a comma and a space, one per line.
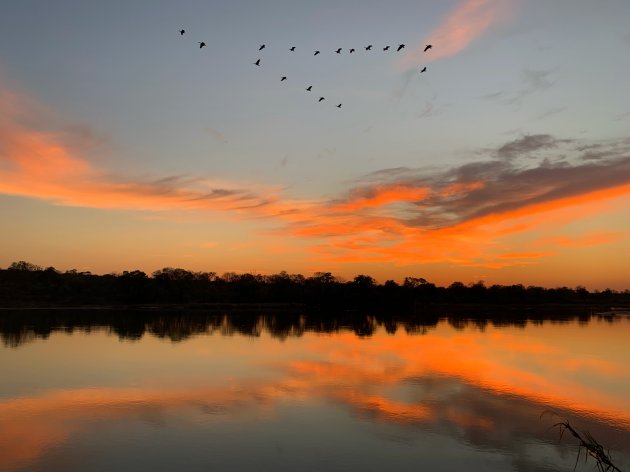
0, 310, 629, 471
0, 307, 602, 348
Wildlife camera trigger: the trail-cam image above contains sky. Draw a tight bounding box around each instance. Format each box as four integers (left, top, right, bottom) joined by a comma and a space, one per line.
1, 0, 629, 289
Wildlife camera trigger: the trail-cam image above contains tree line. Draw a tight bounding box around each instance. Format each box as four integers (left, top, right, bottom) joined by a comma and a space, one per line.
1, 260, 628, 308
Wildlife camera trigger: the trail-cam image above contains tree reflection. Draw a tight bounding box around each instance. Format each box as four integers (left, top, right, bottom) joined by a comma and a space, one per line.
0, 307, 623, 348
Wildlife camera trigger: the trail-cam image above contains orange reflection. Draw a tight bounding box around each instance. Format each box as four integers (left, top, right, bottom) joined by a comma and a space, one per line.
1, 320, 629, 471
296, 325, 630, 428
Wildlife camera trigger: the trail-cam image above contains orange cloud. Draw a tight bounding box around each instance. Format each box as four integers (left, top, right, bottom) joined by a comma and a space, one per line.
535, 231, 626, 249
0, 84, 313, 219
330, 185, 430, 212
399, 0, 515, 69
2, 80, 630, 272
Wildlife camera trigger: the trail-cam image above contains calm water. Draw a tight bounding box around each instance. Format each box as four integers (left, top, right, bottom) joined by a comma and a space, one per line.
1, 310, 629, 471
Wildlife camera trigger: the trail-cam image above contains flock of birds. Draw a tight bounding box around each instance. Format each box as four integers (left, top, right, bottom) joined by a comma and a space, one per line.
178, 29, 432, 109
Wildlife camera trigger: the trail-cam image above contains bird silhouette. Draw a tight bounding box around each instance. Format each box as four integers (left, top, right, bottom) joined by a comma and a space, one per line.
397, 44, 405, 51
306, 86, 312, 91
336, 104, 342, 108
179, 29, 185, 36
420, 66, 427, 73
365, 45, 373, 51
259, 44, 266, 51
254, 59, 261, 66
290, 46, 296, 51
424, 44, 432, 52
383, 46, 390, 51
335, 48, 342, 54
281, 76, 287, 81
318, 97, 325, 102
349, 48, 355, 53
314, 50, 320, 55
198, 42, 206, 49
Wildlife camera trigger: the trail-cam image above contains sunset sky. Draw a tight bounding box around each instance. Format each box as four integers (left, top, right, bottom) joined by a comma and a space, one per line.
1, 0, 629, 289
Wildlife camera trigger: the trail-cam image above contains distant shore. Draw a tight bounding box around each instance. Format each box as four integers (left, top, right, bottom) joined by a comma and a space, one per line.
2, 262, 629, 311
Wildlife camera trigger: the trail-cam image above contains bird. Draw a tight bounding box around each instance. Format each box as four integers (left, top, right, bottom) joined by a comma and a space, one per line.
397, 44, 405, 52
424, 44, 432, 52
314, 50, 320, 55
349, 48, 355, 53
306, 86, 312, 91
198, 42, 206, 49
290, 46, 296, 51
335, 48, 342, 54
383, 46, 390, 51
365, 45, 373, 51
259, 44, 266, 51
254, 59, 261, 66
420, 66, 427, 73
318, 97, 325, 102
336, 104, 342, 108
281, 76, 287, 81
179, 29, 185, 36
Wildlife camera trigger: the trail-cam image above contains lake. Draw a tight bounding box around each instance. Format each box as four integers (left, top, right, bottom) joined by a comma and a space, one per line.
1, 309, 629, 471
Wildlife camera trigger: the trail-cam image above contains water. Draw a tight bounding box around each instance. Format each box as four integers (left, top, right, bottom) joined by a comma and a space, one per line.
1, 310, 629, 471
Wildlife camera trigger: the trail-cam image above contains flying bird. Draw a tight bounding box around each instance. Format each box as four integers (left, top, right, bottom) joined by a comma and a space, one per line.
335, 48, 342, 54
254, 59, 261, 66
318, 97, 325, 102
179, 29, 185, 36
290, 46, 296, 51
306, 86, 312, 91
365, 45, 372, 50
259, 44, 266, 51
349, 48, 355, 53
198, 42, 206, 48
420, 66, 427, 73
336, 104, 342, 108
314, 50, 320, 55
281, 76, 287, 81
424, 44, 432, 52
383, 46, 390, 51
397, 44, 405, 51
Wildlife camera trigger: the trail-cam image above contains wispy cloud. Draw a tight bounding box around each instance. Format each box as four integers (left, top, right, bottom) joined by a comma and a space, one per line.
0, 82, 306, 217
496, 134, 568, 160
480, 69, 556, 107
399, 0, 515, 70
535, 106, 567, 120
203, 127, 228, 144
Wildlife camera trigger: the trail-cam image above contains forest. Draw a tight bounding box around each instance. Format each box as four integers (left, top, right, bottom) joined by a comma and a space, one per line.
1, 260, 628, 308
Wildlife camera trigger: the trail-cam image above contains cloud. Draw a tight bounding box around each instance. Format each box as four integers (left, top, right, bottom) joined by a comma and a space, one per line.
278, 134, 630, 267
480, 69, 556, 107
2, 80, 630, 270
203, 127, 228, 144
496, 134, 565, 159
535, 232, 626, 249
506, 68, 556, 105
479, 90, 505, 101
0, 83, 302, 217
536, 106, 567, 120
398, 0, 515, 69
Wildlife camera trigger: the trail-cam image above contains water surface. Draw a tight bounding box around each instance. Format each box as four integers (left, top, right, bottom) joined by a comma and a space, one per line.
1, 310, 629, 471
